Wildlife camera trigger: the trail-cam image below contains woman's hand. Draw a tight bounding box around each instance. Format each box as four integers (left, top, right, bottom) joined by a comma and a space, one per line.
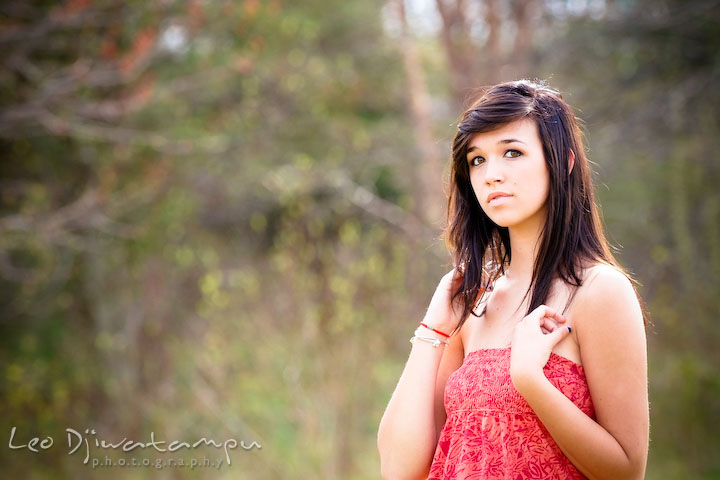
509, 305, 571, 394
422, 269, 466, 336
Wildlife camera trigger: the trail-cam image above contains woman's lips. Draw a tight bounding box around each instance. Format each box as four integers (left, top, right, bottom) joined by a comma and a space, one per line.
486, 192, 512, 205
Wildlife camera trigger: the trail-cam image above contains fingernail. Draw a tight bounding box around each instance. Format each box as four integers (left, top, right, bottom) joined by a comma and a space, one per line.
567, 326, 572, 333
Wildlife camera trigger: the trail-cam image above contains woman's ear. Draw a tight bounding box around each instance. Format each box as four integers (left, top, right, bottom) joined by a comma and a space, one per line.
568, 149, 576, 175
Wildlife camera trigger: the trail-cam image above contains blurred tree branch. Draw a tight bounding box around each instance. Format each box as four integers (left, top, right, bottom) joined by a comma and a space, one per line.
261, 163, 442, 251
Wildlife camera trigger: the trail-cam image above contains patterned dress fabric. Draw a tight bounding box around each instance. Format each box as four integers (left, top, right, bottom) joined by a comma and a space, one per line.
427, 348, 595, 479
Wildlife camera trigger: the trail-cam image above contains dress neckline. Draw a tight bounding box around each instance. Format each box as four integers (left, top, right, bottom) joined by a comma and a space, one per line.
464, 347, 584, 370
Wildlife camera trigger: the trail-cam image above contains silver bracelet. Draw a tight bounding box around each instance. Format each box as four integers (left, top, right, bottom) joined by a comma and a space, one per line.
410, 335, 449, 348
414, 326, 449, 340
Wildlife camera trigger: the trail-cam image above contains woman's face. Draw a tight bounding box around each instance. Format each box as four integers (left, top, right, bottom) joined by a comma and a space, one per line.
466, 118, 550, 234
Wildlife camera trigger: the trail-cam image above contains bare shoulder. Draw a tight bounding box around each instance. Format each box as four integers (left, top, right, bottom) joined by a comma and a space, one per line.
571, 262, 645, 348
581, 263, 634, 291
573, 264, 643, 327
574, 263, 638, 311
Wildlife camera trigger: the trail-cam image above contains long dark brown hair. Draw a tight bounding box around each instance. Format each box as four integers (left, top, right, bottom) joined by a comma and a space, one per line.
445, 79, 621, 333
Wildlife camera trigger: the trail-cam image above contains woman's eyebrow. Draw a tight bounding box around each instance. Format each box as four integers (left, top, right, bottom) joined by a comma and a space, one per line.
467, 138, 527, 154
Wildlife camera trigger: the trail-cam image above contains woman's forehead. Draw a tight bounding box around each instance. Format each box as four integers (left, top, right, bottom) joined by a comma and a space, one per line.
466, 118, 540, 151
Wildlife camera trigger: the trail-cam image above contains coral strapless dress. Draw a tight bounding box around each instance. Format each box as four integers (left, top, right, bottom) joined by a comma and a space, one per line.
427, 348, 595, 479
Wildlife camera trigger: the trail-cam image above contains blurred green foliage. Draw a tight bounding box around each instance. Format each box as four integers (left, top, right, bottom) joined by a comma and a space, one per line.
1, 0, 719, 479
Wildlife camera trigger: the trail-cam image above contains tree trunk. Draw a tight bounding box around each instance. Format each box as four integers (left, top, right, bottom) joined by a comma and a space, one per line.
396, 0, 445, 227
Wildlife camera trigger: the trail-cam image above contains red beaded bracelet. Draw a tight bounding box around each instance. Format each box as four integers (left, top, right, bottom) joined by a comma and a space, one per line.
419, 322, 450, 338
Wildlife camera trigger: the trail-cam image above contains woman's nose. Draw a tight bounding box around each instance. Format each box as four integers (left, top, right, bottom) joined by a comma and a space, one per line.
484, 159, 504, 184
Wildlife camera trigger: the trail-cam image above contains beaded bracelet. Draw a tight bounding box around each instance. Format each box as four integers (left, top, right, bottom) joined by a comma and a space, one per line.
410, 335, 449, 348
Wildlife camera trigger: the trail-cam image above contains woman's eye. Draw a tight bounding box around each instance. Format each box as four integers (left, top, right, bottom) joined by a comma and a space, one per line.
469, 156, 484, 166
505, 149, 522, 158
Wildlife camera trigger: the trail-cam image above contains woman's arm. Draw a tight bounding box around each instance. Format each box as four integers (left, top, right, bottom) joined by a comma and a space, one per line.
510, 265, 649, 480
377, 271, 466, 480
377, 336, 464, 480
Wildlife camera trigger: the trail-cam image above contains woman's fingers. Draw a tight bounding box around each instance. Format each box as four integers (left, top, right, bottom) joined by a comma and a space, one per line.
447, 269, 464, 291
528, 305, 565, 326
547, 323, 572, 346
423, 268, 469, 333
539, 315, 564, 332
535, 320, 568, 335
525, 305, 569, 334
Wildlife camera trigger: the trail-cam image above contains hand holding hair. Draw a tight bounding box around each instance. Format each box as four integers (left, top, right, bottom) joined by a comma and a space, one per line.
422, 269, 466, 336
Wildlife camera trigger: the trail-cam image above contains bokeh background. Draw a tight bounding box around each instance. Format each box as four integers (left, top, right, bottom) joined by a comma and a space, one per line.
1, 0, 719, 478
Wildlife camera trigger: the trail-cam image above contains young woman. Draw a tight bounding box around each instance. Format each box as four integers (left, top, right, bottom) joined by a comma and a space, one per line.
377, 80, 648, 480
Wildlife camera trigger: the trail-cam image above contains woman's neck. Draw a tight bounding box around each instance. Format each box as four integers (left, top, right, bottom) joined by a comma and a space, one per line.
505, 223, 543, 284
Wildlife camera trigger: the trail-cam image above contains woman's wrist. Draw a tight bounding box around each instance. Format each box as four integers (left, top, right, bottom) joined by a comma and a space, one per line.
510, 366, 547, 397
408, 323, 451, 349
419, 316, 454, 337
417, 322, 451, 339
